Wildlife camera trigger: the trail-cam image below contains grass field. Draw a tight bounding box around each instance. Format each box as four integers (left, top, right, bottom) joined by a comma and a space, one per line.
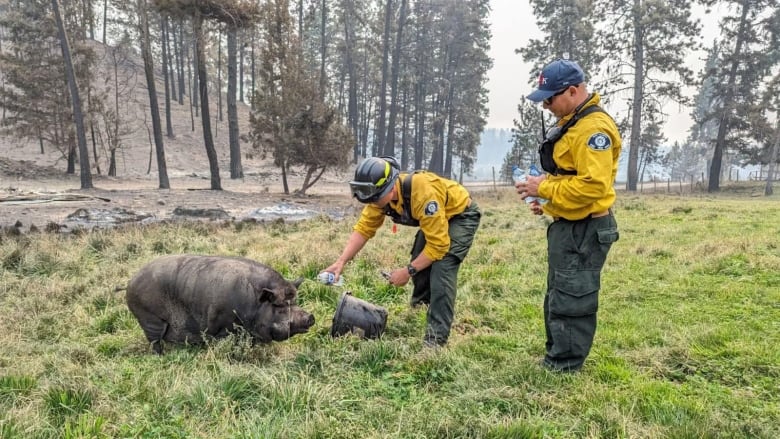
1, 186, 778, 438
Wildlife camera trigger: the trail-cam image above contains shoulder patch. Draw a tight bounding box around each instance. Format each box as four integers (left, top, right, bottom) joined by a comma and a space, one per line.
424, 201, 439, 216
587, 133, 611, 151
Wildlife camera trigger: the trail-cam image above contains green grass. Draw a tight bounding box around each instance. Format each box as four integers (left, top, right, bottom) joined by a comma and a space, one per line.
1, 185, 778, 438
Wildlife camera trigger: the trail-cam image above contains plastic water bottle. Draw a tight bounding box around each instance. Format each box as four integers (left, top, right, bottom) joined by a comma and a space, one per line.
528, 164, 548, 205
512, 166, 544, 205
317, 271, 344, 286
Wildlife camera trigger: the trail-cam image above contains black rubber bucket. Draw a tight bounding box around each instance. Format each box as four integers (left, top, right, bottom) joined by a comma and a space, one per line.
330, 291, 388, 339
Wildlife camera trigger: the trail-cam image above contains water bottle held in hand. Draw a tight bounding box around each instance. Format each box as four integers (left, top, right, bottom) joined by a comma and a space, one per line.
317, 271, 344, 286
511, 165, 526, 184
528, 165, 548, 205
512, 165, 546, 205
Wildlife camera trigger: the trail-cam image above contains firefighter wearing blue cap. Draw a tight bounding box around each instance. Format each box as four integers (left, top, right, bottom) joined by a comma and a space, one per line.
323, 156, 481, 348
516, 59, 622, 372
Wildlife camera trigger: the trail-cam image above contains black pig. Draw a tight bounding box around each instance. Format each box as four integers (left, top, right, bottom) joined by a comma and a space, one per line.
125, 255, 314, 354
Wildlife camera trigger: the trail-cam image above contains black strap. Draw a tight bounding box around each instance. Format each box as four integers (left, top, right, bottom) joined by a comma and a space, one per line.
563, 105, 605, 131
401, 173, 413, 207
384, 172, 421, 226
539, 102, 609, 176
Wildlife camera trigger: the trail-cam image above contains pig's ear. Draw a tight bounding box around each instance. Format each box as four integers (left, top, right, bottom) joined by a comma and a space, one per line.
258, 288, 284, 304
291, 277, 304, 289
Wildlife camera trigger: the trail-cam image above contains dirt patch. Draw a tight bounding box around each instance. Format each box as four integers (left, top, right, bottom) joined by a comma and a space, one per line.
1, 160, 497, 234
0, 159, 361, 233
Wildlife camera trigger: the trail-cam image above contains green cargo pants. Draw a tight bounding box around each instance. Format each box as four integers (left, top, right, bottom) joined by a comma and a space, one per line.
409, 202, 481, 345
543, 213, 619, 371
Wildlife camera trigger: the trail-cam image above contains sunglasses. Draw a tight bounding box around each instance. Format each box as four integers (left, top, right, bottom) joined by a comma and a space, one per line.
543, 87, 569, 105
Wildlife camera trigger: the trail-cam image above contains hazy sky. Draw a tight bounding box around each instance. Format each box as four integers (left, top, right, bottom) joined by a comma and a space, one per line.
486, 0, 723, 144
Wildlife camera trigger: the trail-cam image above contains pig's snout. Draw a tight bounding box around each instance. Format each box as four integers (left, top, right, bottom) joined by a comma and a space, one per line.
280, 308, 314, 332
290, 311, 315, 336
298, 312, 315, 331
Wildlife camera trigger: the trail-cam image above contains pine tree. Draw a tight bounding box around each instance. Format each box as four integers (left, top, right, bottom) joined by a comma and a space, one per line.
687, 42, 721, 171
0, 0, 98, 177
52, 0, 92, 188
101, 35, 136, 177
594, 0, 702, 191
703, 0, 778, 191
519, 0, 602, 82
384, 0, 408, 160
635, 109, 664, 182
660, 42, 722, 184
250, 0, 352, 195
504, 98, 541, 182
153, 0, 259, 190
138, 0, 169, 188
442, 0, 492, 179
376, 0, 393, 156
423, 0, 491, 177
760, 21, 780, 195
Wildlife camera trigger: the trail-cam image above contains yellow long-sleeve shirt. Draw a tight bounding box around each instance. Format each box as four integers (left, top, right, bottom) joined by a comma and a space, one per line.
353, 172, 471, 261
538, 93, 622, 220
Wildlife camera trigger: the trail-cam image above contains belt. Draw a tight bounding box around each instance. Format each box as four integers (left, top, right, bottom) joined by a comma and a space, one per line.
553, 209, 610, 222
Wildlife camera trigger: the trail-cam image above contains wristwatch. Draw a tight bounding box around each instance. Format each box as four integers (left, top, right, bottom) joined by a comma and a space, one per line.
407, 264, 417, 276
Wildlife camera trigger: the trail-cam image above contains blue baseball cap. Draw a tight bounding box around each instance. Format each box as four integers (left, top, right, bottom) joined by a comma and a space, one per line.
527, 59, 585, 102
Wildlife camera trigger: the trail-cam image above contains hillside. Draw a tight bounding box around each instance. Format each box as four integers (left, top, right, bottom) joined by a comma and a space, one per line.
0, 41, 352, 193
0, 41, 365, 232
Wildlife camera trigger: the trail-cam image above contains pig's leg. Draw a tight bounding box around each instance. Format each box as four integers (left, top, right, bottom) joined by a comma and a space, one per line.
163, 314, 204, 346
132, 306, 169, 354
205, 307, 232, 339
151, 323, 167, 355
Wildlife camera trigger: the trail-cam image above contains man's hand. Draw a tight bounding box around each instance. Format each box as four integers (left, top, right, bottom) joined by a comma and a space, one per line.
322, 261, 345, 281
387, 267, 411, 287
530, 200, 543, 215
516, 174, 545, 199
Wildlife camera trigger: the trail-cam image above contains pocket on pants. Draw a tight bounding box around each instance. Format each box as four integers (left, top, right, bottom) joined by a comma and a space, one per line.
549, 269, 600, 316
597, 228, 619, 245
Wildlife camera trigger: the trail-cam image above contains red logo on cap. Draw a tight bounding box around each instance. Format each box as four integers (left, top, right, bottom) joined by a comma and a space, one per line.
538, 73, 547, 86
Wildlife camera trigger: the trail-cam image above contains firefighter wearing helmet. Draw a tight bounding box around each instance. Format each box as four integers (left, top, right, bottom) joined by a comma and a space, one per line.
323, 156, 481, 348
